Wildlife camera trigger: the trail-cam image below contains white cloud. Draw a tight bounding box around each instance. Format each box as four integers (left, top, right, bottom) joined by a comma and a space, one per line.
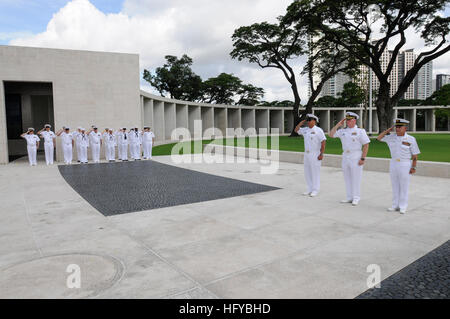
8, 0, 450, 105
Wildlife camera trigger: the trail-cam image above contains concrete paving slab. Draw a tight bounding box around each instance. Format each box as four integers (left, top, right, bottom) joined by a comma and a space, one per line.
0, 154, 449, 298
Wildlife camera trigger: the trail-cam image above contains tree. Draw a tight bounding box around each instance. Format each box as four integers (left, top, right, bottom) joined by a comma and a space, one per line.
231, 6, 358, 136
426, 83, 450, 106
230, 20, 305, 133
236, 84, 265, 106
143, 54, 203, 101
314, 95, 338, 108
397, 99, 424, 106
201, 73, 243, 104
286, 0, 450, 131
339, 82, 366, 108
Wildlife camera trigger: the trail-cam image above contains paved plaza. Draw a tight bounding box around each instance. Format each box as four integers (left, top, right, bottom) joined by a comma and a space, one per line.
0, 154, 449, 298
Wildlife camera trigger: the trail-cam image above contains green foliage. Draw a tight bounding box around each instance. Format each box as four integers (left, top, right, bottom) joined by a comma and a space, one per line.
143, 56, 265, 105
338, 82, 365, 108
426, 84, 450, 106
257, 100, 296, 107
143, 55, 203, 101
236, 84, 265, 106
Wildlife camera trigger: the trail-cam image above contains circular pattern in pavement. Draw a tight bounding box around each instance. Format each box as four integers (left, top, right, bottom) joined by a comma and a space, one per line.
0, 253, 124, 298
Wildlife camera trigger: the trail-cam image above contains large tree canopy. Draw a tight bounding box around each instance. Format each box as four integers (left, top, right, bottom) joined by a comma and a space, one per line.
143, 54, 203, 101
285, 0, 450, 131
144, 56, 264, 105
231, 9, 358, 135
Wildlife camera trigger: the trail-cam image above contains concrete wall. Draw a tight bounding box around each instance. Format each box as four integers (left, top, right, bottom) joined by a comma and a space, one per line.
0, 45, 140, 164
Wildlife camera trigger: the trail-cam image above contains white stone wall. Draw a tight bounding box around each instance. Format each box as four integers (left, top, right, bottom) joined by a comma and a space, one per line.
0, 45, 140, 163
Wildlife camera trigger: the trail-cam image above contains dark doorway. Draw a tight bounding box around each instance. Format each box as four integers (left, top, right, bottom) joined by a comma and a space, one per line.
3, 81, 54, 162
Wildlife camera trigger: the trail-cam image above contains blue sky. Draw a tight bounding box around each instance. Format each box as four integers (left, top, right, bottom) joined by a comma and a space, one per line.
1, 0, 449, 102
0, 0, 124, 44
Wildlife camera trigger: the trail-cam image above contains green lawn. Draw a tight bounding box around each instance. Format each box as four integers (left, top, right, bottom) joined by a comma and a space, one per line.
152, 134, 450, 162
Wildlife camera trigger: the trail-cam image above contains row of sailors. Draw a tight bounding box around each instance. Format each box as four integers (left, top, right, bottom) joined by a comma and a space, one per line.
294, 112, 420, 214
20, 125, 155, 165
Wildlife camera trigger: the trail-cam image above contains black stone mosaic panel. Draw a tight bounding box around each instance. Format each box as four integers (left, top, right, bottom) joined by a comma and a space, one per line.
58, 160, 279, 216
357, 240, 450, 299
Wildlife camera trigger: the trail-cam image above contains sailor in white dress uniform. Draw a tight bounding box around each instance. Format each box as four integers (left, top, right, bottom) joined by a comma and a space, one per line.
20, 128, 40, 166
142, 127, 155, 160
87, 126, 102, 163
116, 127, 129, 161
330, 112, 370, 206
377, 118, 420, 214
76, 128, 89, 163
294, 114, 326, 197
56, 127, 74, 164
37, 124, 56, 165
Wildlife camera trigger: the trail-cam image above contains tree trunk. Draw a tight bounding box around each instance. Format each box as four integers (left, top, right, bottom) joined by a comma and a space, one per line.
289, 81, 302, 137
376, 84, 394, 132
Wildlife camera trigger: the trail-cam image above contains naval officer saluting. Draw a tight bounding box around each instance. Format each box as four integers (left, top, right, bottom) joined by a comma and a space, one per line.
294, 114, 326, 197
20, 128, 40, 166
329, 111, 370, 206
56, 126, 75, 165
37, 124, 56, 165
87, 126, 102, 163
377, 119, 420, 214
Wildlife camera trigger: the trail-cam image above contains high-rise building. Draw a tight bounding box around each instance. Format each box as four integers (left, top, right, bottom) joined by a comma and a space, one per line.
436, 74, 450, 91
309, 45, 433, 102
415, 60, 433, 100
398, 49, 416, 99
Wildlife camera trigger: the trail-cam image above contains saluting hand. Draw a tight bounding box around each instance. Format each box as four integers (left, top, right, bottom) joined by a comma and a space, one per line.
338, 118, 346, 126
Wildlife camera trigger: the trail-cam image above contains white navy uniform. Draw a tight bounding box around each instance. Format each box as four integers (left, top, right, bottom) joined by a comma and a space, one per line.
60, 132, 74, 164
116, 131, 129, 161
104, 132, 116, 161
334, 125, 370, 202
129, 130, 142, 160
23, 134, 40, 166
76, 131, 89, 163
89, 131, 102, 163
142, 131, 155, 159
73, 130, 81, 162
40, 130, 56, 165
296, 125, 326, 194
381, 132, 420, 211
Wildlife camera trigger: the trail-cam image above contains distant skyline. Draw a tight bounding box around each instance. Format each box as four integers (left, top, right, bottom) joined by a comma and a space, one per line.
1, 0, 449, 103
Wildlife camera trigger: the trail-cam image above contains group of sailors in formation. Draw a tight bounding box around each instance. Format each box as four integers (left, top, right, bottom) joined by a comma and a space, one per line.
20, 125, 155, 166
295, 111, 420, 215
22, 112, 420, 215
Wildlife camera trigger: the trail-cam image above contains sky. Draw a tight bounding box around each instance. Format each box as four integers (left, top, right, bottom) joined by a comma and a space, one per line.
1, 0, 449, 103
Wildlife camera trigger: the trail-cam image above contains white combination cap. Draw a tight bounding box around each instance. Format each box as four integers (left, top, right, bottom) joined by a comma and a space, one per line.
44, 124, 51, 128
28, 127, 35, 131
345, 111, 359, 120
306, 113, 319, 123
394, 118, 409, 126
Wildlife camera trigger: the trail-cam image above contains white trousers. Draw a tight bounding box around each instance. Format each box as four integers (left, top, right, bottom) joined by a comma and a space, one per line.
27, 145, 37, 165
62, 144, 73, 164
390, 160, 412, 210
76, 144, 81, 161
304, 152, 321, 193
91, 143, 100, 163
44, 143, 54, 164
79, 145, 88, 163
143, 142, 153, 159
118, 144, 128, 160
131, 143, 141, 159
106, 144, 115, 161
342, 153, 363, 201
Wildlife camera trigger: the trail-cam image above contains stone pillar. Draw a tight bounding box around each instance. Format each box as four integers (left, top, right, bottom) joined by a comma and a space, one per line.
153, 100, 165, 142
188, 105, 201, 137
412, 108, 417, 132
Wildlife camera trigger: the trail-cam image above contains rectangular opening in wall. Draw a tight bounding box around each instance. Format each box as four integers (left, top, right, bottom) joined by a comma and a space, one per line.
3, 81, 53, 163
